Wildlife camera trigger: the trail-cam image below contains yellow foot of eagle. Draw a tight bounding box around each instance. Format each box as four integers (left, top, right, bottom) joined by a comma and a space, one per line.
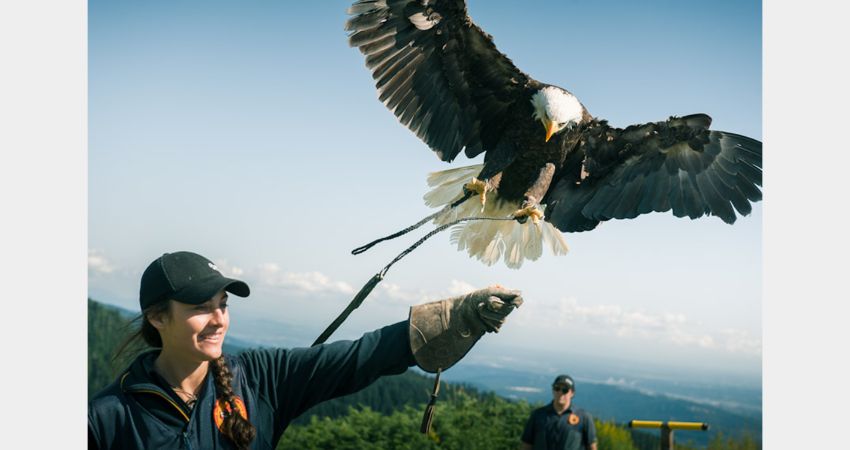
463, 177, 491, 210
512, 200, 544, 225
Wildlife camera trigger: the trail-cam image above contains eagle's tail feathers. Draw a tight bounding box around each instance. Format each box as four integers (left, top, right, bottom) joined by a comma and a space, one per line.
424, 165, 483, 208
425, 165, 569, 269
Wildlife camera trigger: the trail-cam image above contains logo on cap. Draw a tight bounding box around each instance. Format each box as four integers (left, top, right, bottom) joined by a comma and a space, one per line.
208, 262, 221, 273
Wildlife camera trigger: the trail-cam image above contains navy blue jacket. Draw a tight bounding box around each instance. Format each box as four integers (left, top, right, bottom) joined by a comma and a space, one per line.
89, 321, 415, 449
521, 402, 597, 450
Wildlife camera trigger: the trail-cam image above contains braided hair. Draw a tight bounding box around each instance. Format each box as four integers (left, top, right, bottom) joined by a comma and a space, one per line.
113, 302, 256, 449
210, 356, 256, 449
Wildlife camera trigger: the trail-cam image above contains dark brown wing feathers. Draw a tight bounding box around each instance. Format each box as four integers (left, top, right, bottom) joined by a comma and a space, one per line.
346, 0, 531, 162
544, 114, 762, 231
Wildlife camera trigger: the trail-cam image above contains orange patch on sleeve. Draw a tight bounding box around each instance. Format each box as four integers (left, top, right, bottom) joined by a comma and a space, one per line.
213, 396, 248, 431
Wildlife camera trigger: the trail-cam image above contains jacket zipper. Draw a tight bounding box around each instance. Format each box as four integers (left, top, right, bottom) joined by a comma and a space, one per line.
127, 388, 194, 448
121, 372, 192, 423
119, 369, 200, 449
133, 389, 195, 449
130, 388, 192, 423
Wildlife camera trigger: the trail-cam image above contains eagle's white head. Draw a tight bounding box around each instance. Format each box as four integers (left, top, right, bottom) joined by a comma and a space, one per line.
531, 86, 586, 142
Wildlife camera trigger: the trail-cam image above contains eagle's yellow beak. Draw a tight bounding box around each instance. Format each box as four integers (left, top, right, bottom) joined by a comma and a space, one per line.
544, 119, 558, 143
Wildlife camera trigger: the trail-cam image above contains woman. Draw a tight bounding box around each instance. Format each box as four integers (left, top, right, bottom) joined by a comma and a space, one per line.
88, 251, 522, 449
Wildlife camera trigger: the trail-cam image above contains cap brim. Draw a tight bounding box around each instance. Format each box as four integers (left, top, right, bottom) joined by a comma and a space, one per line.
171, 274, 250, 305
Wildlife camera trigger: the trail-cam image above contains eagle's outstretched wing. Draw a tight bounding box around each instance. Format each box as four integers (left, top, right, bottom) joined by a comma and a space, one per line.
346, 0, 532, 162
544, 114, 762, 232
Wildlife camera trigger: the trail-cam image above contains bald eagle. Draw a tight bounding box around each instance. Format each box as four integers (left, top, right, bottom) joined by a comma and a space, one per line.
346, 0, 762, 268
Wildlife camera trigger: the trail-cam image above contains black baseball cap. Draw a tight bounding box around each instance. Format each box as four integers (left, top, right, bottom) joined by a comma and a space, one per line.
139, 251, 250, 310
552, 374, 575, 391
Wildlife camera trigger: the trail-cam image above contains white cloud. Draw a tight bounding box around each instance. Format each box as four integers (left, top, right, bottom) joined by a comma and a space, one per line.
376, 279, 479, 304
507, 386, 543, 393
446, 279, 477, 296
518, 297, 761, 357
255, 263, 355, 296
211, 258, 244, 277
379, 282, 426, 303
718, 328, 762, 355
88, 249, 115, 274
601, 377, 638, 388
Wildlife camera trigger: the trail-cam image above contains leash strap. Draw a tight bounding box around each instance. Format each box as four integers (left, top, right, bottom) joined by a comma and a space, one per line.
420, 368, 442, 434
312, 215, 514, 346
311, 273, 384, 346
351, 193, 473, 255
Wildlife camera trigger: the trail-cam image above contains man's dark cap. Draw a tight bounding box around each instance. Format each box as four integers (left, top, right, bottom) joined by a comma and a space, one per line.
139, 251, 250, 310
552, 374, 575, 391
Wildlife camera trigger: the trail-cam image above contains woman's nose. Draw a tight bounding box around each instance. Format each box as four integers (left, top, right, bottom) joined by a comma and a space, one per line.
210, 307, 226, 325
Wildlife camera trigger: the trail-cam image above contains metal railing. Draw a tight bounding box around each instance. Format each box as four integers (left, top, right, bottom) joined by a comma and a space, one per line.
628, 420, 709, 450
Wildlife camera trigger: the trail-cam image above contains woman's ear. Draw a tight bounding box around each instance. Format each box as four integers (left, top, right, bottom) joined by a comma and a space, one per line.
146, 302, 171, 330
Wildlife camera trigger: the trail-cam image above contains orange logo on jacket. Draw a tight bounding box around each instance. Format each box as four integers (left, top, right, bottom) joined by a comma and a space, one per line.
213, 396, 248, 431
568, 413, 580, 425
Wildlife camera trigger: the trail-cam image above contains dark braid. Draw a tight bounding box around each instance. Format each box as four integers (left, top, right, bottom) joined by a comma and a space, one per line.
211, 356, 256, 449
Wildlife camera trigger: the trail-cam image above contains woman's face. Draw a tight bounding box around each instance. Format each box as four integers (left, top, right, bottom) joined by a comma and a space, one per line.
152, 290, 230, 362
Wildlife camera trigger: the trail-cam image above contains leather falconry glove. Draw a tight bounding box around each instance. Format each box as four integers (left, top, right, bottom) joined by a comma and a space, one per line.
408, 285, 523, 373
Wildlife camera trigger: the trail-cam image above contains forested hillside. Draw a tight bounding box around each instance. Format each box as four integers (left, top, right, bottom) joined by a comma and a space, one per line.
88, 299, 758, 449
88, 299, 135, 396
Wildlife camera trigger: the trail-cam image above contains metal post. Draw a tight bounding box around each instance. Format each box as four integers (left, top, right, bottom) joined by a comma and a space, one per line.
660, 425, 673, 450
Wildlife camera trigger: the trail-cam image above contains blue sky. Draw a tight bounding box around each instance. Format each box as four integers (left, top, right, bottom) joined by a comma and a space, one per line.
88, 0, 763, 379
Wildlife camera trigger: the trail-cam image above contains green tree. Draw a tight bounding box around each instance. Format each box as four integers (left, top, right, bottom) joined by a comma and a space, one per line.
280, 406, 437, 450
425, 392, 530, 450
707, 431, 761, 450
88, 299, 135, 398
595, 418, 639, 450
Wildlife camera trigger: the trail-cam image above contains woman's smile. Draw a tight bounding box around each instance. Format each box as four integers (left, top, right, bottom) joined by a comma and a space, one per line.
198, 331, 224, 343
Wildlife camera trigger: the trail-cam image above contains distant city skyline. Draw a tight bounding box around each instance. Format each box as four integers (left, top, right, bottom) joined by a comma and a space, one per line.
89, 0, 763, 380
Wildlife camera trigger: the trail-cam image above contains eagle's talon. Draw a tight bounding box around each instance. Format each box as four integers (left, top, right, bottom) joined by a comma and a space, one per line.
512, 203, 544, 225
463, 177, 490, 209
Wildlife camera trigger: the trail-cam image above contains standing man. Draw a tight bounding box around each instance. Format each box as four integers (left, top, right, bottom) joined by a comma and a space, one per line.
520, 374, 597, 450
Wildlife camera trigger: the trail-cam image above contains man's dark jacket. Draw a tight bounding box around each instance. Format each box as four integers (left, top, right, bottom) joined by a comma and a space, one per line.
89, 321, 414, 449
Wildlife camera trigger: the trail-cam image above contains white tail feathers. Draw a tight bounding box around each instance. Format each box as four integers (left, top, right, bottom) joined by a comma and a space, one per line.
424, 165, 569, 269
424, 165, 482, 208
